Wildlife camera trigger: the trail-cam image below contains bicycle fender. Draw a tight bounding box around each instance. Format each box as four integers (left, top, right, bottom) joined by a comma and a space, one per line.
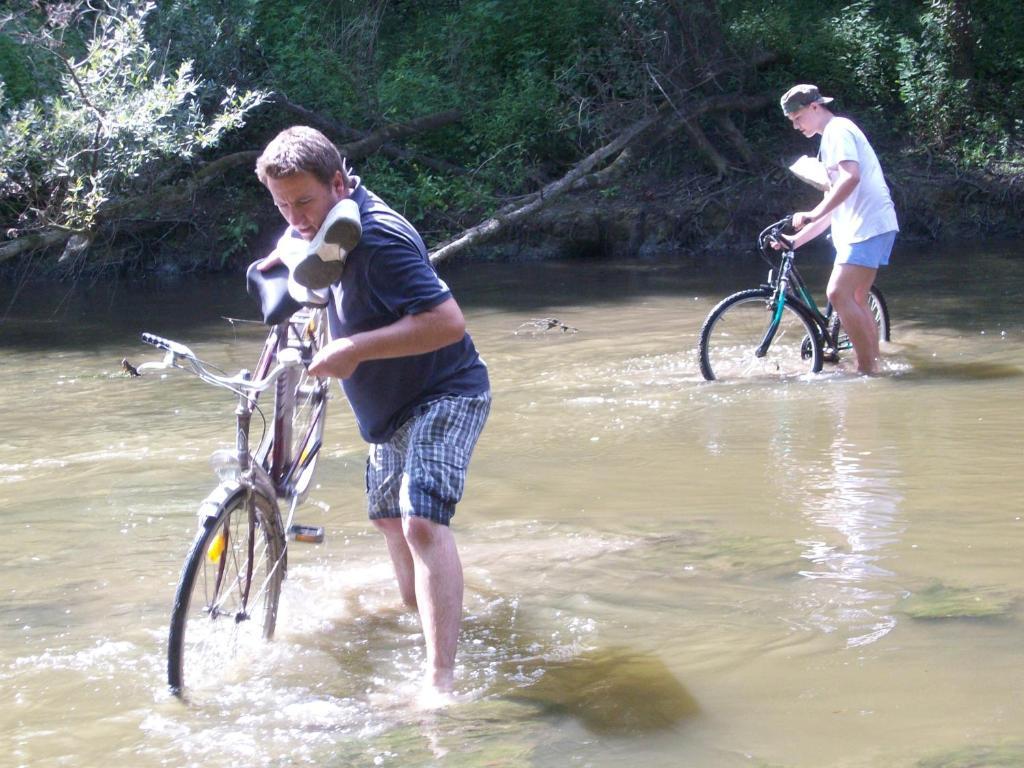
247, 462, 278, 502
196, 483, 243, 521
195, 475, 280, 521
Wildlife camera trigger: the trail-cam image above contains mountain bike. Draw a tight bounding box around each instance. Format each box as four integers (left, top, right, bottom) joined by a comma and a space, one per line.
139, 303, 329, 699
698, 217, 891, 381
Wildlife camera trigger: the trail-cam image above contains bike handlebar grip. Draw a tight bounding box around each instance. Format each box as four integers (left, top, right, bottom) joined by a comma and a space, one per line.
141, 332, 172, 350
141, 332, 194, 358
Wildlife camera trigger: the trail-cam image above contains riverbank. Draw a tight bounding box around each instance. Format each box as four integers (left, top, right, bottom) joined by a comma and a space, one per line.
1, 144, 1021, 284
460, 153, 1024, 264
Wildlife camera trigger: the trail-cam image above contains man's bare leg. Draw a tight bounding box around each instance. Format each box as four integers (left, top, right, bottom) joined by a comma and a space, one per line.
403, 517, 463, 695
373, 517, 417, 607
827, 263, 880, 374
373, 516, 464, 697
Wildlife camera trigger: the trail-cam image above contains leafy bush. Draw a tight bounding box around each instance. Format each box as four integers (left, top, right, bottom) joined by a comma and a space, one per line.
0, 2, 265, 243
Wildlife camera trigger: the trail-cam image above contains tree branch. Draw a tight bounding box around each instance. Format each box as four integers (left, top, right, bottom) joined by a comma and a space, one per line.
430, 91, 774, 263
268, 95, 466, 174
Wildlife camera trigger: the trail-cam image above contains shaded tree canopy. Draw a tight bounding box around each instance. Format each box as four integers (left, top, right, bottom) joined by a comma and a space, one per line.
1, 0, 1022, 277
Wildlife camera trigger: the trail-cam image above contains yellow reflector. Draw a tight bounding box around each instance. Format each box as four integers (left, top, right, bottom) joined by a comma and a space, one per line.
207, 530, 226, 563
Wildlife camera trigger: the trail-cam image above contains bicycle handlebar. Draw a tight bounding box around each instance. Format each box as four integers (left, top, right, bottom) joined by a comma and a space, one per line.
139, 332, 306, 397
757, 216, 796, 260
141, 332, 195, 358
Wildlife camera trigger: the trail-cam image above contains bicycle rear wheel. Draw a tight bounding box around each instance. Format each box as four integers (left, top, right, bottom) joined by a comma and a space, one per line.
254, 308, 329, 503
699, 288, 823, 381
167, 486, 285, 698
285, 309, 328, 500
827, 285, 892, 355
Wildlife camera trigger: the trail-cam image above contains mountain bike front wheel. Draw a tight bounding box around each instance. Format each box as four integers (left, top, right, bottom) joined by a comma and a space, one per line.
699, 288, 824, 381
167, 486, 285, 699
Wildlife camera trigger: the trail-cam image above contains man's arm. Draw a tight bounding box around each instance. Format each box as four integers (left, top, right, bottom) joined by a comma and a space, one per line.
786, 210, 832, 249
792, 159, 860, 233
309, 297, 466, 380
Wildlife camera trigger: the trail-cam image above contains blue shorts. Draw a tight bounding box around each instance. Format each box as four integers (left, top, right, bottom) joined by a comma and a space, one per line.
835, 230, 896, 268
366, 392, 491, 526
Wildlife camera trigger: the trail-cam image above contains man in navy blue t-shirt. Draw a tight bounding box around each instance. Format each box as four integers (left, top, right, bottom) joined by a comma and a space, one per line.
255, 126, 490, 704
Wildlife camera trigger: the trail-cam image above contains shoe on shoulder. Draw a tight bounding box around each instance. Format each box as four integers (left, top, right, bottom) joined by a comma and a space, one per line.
273, 243, 329, 307
292, 198, 363, 289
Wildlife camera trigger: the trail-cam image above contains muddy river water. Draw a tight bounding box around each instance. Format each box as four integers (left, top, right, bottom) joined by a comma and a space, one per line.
1, 240, 1022, 767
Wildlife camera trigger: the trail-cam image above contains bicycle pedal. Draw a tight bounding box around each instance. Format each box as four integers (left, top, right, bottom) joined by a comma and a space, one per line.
288, 524, 325, 544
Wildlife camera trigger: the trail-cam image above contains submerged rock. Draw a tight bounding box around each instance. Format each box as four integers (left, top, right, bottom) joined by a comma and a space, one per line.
901, 581, 1016, 620
506, 646, 699, 735
916, 743, 1024, 767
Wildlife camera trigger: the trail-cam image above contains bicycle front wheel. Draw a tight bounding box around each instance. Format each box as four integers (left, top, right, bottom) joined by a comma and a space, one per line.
699, 288, 823, 381
167, 486, 285, 698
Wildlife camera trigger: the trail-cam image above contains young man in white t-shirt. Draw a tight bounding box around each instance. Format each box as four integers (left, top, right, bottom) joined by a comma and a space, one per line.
780, 84, 898, 375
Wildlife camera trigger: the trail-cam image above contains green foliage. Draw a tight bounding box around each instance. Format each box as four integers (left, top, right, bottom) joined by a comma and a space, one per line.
250, 1, 380, 122
3, 0, 1023, 273
369, 0, 621, 204
0, 2, 265, 238
894, 4, 970, 147
829, 1, 903, 115
376, 48, 458, 124
359, 154, 489, 233
722, 0, 1022, 167
0, 33, 38, 104
216, 211, 260, 266
150, 0, 262, 90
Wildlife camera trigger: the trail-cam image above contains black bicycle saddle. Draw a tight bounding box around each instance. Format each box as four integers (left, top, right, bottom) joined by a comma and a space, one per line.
245, 259, 302, 326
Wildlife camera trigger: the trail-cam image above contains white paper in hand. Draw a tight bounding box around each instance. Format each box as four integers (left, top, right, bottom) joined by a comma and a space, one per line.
788, 155, 829, 191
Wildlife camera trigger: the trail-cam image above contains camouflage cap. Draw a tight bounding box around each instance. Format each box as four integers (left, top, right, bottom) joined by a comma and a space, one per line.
780, 84, 834, 115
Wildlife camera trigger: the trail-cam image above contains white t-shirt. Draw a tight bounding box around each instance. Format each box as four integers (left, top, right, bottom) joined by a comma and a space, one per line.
819, 116, 898, 246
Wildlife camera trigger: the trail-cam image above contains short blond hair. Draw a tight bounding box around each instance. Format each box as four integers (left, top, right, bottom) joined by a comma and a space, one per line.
255, 126, 348, 187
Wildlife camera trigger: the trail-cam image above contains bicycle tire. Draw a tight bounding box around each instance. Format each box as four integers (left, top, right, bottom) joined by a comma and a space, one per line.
827, 286, 892, 354
167, 485, 285, 697
869, 286, 891, 342
285, 308, 328, 501
699, 288, 824, 381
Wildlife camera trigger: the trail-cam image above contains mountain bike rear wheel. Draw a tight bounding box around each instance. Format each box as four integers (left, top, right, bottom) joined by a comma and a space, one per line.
826, 286, 891, 356
254, 308, 328, 503
699, 288, 824, 381
281, 309, 328, 501
167, 486, 285, 699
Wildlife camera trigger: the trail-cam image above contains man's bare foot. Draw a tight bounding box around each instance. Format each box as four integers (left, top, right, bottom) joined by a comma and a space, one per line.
417, 683, 458, 710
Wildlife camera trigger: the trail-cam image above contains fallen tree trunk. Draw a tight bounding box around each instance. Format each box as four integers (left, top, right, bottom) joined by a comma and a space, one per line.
429, 110, 665, 264
270, 96, 466, 174
430, 91, 773, 264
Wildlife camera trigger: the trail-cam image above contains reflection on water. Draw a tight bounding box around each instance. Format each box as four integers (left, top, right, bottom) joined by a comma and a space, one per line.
2, 243, 1024, 767
781, 386, 905, 648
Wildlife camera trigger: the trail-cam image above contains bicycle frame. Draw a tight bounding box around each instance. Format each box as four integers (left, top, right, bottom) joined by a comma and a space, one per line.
139, 329, 302, 510
755, 220, 837, 358
249, 313, 326, 500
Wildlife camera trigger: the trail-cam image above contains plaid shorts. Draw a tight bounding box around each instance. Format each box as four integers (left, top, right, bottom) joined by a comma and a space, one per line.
366, 392, 491, 526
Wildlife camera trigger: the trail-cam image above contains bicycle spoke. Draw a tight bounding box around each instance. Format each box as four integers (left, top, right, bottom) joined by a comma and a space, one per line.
168, 490, 284, 698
